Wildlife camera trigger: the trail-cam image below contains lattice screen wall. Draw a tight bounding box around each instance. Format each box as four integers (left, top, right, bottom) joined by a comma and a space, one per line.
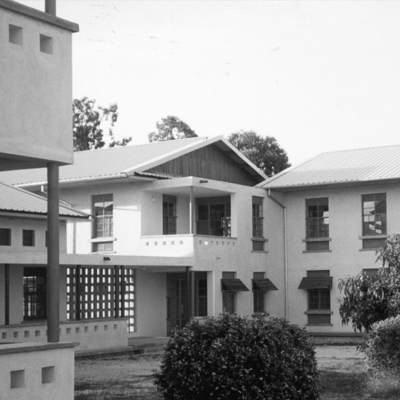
66, 266, 135, 332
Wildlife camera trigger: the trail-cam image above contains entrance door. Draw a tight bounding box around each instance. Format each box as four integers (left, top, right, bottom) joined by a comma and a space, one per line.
166, 272, 207, 335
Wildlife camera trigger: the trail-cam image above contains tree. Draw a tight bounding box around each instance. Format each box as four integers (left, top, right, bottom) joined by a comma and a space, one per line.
73, 97, 132, 151
227, 130, 290, 177
338, 234, 400, 333
148, 115, 197, 142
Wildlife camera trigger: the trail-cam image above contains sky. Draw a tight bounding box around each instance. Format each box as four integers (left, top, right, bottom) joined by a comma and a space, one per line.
21, 0, 400, 166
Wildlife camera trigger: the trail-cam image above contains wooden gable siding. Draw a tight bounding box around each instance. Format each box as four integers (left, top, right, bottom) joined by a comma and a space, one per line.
146, 145, 258, 186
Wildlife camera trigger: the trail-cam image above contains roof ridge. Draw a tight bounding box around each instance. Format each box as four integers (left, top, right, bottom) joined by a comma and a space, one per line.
318, 143, 400, 156
73, 136, 207, 154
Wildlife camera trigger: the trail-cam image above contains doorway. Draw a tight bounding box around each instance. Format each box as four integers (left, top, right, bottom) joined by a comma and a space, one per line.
166, 272, 207, 335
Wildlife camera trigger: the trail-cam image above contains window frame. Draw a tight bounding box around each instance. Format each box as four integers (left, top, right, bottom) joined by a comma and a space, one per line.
0, 228, 11, 246
22, 229, 35, 247
222, 271, 236, 313
163, 195, 177, 235
92, 194, 113, 253
196, 196, 231, 237
253, 272, 265, 314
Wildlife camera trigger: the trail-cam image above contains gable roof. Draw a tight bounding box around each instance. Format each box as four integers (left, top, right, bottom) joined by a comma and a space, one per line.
0, 136, 267, 187
0, 182, 88, 219
259, 144, 400, 191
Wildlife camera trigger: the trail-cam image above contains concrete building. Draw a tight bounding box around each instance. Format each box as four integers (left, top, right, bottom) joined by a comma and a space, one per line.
0, 0, 79, 398
0, 136, 286, 338
258, 145, 400, 334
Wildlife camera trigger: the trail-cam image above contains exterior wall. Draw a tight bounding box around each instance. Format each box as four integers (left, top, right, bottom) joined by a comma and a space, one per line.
133, 271, 167, 337
0, 342, 75, 400
279, 183, 399, 333
0, 2, 77, 168
0, 217, 67, 254
0, 319, 128, 352
60, 177, 286, 336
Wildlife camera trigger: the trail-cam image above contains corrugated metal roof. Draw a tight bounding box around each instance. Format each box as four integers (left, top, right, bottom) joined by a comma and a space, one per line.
260, 145, 400, 190
0, 137, 208, 186
0, 182, 88, 219
0, 136, 267, 186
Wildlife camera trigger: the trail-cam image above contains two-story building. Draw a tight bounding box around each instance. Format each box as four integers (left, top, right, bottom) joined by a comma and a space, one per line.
258, 145, 400, 334
0, 136, 284, 338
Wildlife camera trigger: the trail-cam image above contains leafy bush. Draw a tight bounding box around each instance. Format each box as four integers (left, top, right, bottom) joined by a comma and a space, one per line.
153, 314, 319, 400
365, 315, 400, 376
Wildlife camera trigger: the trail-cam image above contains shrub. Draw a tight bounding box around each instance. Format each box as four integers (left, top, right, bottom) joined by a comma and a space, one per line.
153, 314, 319, 400
365, 315, 400, 376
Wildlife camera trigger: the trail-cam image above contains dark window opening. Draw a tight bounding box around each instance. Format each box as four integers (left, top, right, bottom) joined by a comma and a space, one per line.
23, 230, 35, 247
163, 195, 177, 235
0, 228, 11, 246
196, 196, 231, 237
23, 267, 47, 320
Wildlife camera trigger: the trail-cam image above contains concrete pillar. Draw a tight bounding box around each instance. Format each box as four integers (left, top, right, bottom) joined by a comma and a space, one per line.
47, 163, 60, 342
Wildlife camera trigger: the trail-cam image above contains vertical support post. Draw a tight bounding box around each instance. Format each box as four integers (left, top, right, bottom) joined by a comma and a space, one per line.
114, 266, 120, 318
186, 267, 191, 324
47, 162, 60, 342
120, 267, 125, 317
189, 186, 194, 235
5, 264, 10, 326
191, 271, 195, 319
76, 265, 81, 321
45, 0, 56, 16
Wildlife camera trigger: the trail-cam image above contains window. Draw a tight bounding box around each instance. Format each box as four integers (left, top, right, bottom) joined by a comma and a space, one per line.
305, 198, 329, 251
253, 272, 265, 314
299, 270, 332, 325
163, 195, 177, 235
23, 230, 35, 247
221, 272, 249, 313
362, 193, 387, 249
222, 272, 236, 313
252, 197, 265, 251
23, 267, 47, 320
0, 228, 11, 246
92, 194, 113, 252
196, 196, 231, 237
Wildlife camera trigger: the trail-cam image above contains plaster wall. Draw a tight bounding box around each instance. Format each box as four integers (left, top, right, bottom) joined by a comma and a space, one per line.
0, 5, 75, 166
0, 342, 75, 400
133, 271, 167, 337
280, 183, 400, 332
0, 217, 67, 253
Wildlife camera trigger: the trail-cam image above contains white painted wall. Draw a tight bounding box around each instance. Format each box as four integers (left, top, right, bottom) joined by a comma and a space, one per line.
0, 5, 75, 166
279, 183, 400, 333
133, 270, 167, 337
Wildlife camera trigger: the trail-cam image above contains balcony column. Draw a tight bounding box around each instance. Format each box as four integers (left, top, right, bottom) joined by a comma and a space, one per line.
189, 186, 194, 234
5, 264, 9, 325
47, 162, 60, 342
186, 267, 191, 324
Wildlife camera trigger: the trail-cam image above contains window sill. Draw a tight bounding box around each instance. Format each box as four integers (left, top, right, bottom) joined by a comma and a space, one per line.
251, 250, 268, 254
304, 310, 333, 315
359, 248, 380, 252
90, 251, 117, 255
359, 235, 388, 240
306, 324, 333, 326
303, 250, 332, 253
252, 312, 269, 317
251, 238, 268, 242
303, 237, 332, 242
90, 237, 115, 243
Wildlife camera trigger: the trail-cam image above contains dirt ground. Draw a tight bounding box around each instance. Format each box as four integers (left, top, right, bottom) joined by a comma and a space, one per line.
75, 346, 367, 398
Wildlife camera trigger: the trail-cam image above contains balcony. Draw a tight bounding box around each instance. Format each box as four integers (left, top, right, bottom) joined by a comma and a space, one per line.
137, 234, 237, 260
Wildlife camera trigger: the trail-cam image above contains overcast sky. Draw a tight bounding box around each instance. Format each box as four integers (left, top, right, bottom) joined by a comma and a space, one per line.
22, 0, 400, 166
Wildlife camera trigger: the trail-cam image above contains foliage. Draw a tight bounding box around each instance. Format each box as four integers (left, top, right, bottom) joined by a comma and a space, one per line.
338, 234, 400, 333
227, 130, 290, 177
153, 314, 319, 400
148, 115, 197, 142
364, 315, 400, 376
73, 97, 132, 151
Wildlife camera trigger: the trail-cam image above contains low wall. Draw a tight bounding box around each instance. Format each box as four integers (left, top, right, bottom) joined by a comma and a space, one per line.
0, 342, 76, 400
0, 318, 128, 351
